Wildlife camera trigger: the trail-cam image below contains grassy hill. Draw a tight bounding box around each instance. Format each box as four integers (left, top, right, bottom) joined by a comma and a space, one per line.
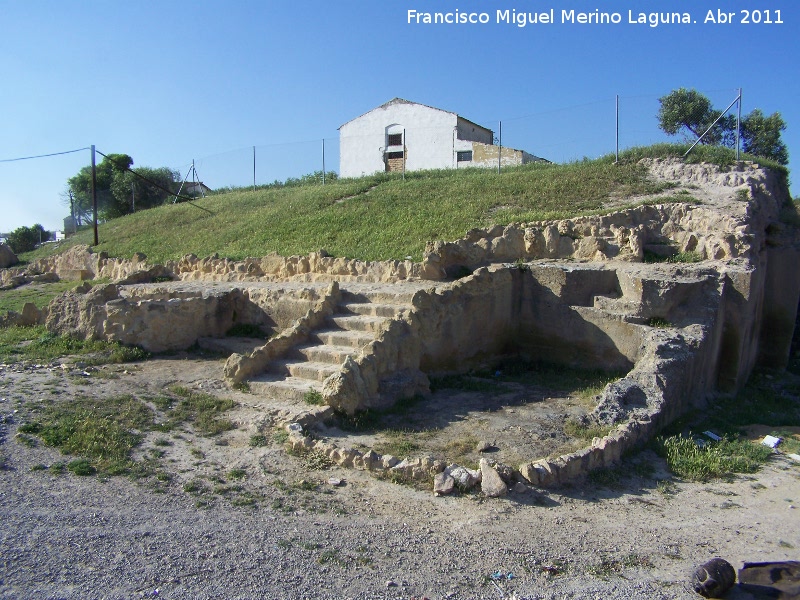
20, 145, 789, 265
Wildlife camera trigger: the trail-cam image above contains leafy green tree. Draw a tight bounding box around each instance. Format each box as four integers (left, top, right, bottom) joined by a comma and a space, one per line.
7, 224, 50, 253
657, 88, 788, 164
67, 153, 132, 221
657, 88, 733, 146
108, 167, 179, 218
65, 154, 179, 221
740, 109, 788, 166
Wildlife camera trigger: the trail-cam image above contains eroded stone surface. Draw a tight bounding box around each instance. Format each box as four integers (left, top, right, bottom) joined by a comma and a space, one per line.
3, 159, 799, 488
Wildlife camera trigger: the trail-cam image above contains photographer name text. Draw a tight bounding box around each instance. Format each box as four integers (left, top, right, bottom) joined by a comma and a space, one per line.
406, 8, 784, 28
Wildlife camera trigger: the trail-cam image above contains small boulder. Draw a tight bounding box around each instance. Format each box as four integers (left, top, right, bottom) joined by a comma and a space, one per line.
433, 472, 455, 496
512, 481, 529, 494
446, 465, 481, 490
475, 440, 494, 453
492, 461, 516, 484
480, 458, 507, 498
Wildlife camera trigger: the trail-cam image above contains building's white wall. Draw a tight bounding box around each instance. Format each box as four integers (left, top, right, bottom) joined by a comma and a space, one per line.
339, 101, 535, 177
340, 102, 458, 177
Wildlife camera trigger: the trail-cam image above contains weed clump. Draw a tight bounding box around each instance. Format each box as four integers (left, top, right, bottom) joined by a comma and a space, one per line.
303, 390, 325, 406
655, 434, 772, 481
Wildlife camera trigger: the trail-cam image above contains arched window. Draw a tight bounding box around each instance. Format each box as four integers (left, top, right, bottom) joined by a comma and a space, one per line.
385, 124, 404, 148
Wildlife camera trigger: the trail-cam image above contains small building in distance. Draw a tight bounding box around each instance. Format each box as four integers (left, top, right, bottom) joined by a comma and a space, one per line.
338, 98, 545, 178
181, 181, 212, 198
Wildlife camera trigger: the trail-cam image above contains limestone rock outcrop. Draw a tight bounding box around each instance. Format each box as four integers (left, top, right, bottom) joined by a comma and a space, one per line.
7, 158, 799, 488
0, 244, 18, 269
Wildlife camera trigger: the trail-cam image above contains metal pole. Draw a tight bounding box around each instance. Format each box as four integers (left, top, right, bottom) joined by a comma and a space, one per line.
131, 182, 135, 212
615, 95, 619, 163
453, 128, 456, 168
174, 164, 193, 203
91, 144, 98, 246
253, 146, 256, 192
736, 88, 742, 160
402, 128, 406, 181
322, 139, 325, 185
498, 121, 502, 174
684, 94, 741, 157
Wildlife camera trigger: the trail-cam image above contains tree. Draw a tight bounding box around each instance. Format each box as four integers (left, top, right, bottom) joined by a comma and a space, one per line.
7, 224, 50, 253
740, 109, 788, 166
657, 88, 788, 164
65, 154, 179, 221
108, 167, 180, 218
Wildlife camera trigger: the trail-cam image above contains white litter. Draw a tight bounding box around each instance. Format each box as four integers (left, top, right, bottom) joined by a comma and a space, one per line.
703, 431, 722, 441
761, 435, 782, 448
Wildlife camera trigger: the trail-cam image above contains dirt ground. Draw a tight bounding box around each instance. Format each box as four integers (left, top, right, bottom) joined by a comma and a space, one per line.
319, 378, 599, 470
1, 354, 798, 599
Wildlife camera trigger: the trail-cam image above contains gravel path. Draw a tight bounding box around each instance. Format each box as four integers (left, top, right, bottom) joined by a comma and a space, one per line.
1, 359, 798, 600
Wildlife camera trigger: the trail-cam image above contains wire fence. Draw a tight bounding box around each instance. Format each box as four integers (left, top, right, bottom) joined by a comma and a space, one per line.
1, 88, 746, 234
181, 88, 744, 189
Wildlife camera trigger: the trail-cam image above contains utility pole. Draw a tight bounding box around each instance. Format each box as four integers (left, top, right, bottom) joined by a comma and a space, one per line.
91, 145, 98, 246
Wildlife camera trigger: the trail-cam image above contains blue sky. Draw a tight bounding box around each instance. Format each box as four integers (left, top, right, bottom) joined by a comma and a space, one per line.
1, 0, 797, 233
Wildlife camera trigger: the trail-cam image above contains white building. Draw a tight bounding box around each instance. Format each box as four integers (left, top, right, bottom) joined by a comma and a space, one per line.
339, 98, 542, 178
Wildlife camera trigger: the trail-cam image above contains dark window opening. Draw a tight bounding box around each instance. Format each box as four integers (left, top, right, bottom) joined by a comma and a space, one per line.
457, 151, 473, 162
386, 151, 404, 159
387, 133, 403, 146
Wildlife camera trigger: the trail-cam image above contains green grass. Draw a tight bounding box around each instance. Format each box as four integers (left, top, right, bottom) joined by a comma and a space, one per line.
0, 280, 81, 314
13, 145, 790, 267
564, 419, 615, 440
655, 434, 773, 481
249, 434, 268, 447
652, 368, 800, 481
647, 317, 672, 328
20, 395, 154, 475
0, 325, 149, 364
373, 430, 422, 458
303, 389, 325, 406
332, 394, 426, 433
19, 385, 240, 479
614, 143, 789, 180
704, 371, 800, 431
161, 386, 236, 436
17, 150, 700, 265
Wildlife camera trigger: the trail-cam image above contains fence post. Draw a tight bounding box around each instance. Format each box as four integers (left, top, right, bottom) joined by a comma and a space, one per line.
322, 139, 326, 185
498, 121, 502, 174
253, 146, 256, 192
402, 128, 406, 181
615, 95, 619, 163
736, 88, 742, 160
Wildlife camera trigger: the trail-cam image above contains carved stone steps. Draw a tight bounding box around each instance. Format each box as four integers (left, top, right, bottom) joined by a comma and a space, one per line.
248, 375, 323, 403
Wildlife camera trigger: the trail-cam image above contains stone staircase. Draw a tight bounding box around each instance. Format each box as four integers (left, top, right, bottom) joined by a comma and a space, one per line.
249, 289, 414, 402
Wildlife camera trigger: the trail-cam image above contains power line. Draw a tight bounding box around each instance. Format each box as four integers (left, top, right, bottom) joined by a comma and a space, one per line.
0, 146, 90, 163
95, 150, 214, 215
